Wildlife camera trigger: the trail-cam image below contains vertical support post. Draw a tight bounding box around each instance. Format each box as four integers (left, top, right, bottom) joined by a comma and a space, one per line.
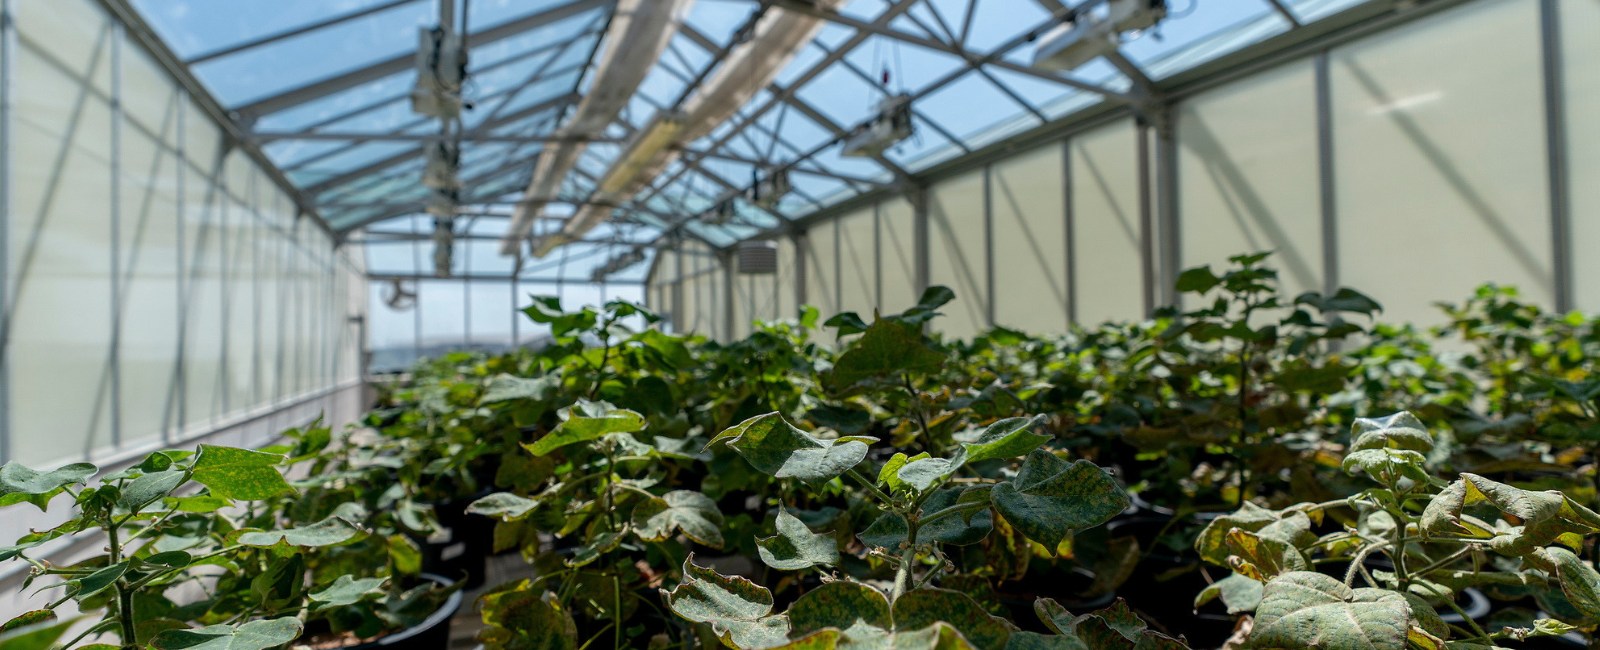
911, 185, 929, 297
791, 230, 807, 312
0, 0, 12, 463
109, 21, 124, 447
1135, 119, 1155, 318
171, 92, 186, 442
673, 241, 685, 332
982, 165, 995, 327
1540, 0, 1572, 313
872, 202, 882, 310
462, 230, 471, 344
410, 217, 423, 363
1315, 51, 1338, 296
1154, 106, 1180, 309
1062, 138, 1077, 326
831, 217, 841, 314
510, 256, 520, 345
721, 250, 735, 341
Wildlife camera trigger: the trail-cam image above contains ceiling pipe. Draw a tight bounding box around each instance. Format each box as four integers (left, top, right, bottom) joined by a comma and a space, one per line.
499, 0, 695, 256
524, 0, 846, 258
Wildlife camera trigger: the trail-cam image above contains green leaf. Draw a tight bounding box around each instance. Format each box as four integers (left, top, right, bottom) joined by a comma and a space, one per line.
828, 319, 944, 390
893, 589, 1014, 650
71, 562, 128, 600
524, 400, 646, 456
1035, 599, 1187, 649
468, 492, 540, 520
1420, 473, 1600, 556
1349, 412, 1433, 453
858, 512, 909, 550
633, 490, 725, 547
830, 622, 978, 649
0, 612, 52, 636
236, 515, 365, 547
0, 618, 78, 650
480, 374, 560, 405
191, 446, 291, 501
1175, 266, 1221, 294
1250, 572, 1410, 650
1194, 502, 1281, 566
897, 457, 959, 493
1195, 573, 1264, 614
1342, 448, 1428, 482
661, 556, 781, 646
119, 470, 186, 512
478, 584, 578, 650
916, 487, 993, 546
308, 576, 388, 610
991, 451, 1128, 550
149, 618, 304, 650
388, 534, 423, 576
709, 413, 875, 484
1004, 631, 1085, 650
788, 582, 891, 638
1548, 547, 1600, 621
958, 418, 1050, 465
0, 461, 96, 511
825, 312, 870, 337
756, 507, 839, 570
878, 453, 926, 494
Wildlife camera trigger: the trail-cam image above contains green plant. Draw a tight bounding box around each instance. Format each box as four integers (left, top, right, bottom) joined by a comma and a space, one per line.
0, 446, 310, 650
1196, 412, 1600, 648
658, 410, 1163, 648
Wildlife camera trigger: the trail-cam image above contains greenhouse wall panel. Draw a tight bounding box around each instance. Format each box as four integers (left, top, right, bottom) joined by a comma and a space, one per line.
878, 197, 918, 315
1178, 60, 1323, 300
1331, 0, 1552, 326
802, 220, 839, 319
1566, 0, 1600, 312
991, 143, 1069, 333
837, 207, 876, 319
1070, 120, 1146, 325
928, 168, 989, 339
0, 0, 364, 468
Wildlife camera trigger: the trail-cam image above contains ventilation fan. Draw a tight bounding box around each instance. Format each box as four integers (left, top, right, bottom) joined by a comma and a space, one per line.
382, 279, 417, 310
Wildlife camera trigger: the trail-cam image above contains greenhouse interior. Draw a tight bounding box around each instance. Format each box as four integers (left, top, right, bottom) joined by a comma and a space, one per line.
2, 0, 1599, 648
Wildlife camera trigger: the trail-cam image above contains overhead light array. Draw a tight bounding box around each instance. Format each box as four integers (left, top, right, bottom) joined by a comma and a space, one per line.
1031, 0, 1166, 72
589, 246, 649, 283
841, 94, 914, 159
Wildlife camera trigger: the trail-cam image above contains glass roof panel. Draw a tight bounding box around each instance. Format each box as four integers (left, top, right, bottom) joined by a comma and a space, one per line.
189, 3, 436, 105
130, 0, 1383, 263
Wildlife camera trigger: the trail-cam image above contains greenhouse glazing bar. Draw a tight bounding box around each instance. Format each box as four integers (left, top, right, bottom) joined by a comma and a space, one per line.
1540, 0, 1571, 313
0, 0, 10, 464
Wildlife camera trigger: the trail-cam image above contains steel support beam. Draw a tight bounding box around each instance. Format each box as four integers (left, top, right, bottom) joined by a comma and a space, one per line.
1540, 0, 1571, 312
254, 131, 619, 144
1315, 51, 1337, 297
0, 0, 12, 463
232, 0, 612, 119
185, 0, 426, 65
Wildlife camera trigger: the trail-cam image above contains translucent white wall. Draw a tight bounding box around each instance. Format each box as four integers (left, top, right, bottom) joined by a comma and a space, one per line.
1, 0, 365, 466
643, 0, 1594, 342
1330, 0, 1551, 326
1178, 61, 1321, 299
1563, 0, 1600, 310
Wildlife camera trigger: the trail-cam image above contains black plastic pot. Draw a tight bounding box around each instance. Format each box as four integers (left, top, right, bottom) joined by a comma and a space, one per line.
325, 574, 462, 650
1103, 516, 1237, 648
422, 490, 497, 590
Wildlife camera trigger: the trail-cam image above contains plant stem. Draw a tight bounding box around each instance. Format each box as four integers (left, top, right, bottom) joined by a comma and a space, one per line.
845, 469, 894, 507
891, 522, 918, 603
107, 521, 137, 650
915, 500, 989, 530
1410, 545, 1477, 578
612, 574, 623, 650
1344, 540, 1390, 588
902, 374, 933, 449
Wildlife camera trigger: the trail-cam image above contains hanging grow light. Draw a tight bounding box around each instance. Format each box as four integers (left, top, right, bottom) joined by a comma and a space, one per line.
589, 246, 648, 283
841, 94, 913, 158
1032, 0, 1166, 72
411, 25, 468, 119
746, 168, 791, 209
432, 217, 455, 278
421, 140, 460, 190
703, 199, 737, 226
